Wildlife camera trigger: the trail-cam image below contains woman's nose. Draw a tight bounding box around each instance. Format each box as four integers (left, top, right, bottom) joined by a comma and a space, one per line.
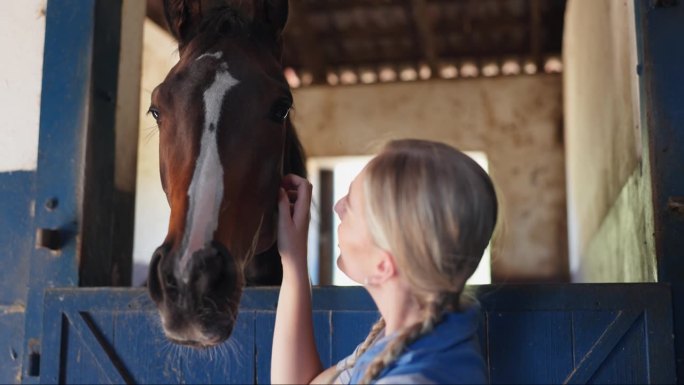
333, 198, 344, 219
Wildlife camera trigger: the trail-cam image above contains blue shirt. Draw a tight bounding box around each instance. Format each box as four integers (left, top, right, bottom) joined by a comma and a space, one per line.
334, 301, 487, 384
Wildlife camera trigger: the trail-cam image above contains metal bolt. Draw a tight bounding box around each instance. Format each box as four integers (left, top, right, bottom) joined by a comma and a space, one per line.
44, 197, 58, 211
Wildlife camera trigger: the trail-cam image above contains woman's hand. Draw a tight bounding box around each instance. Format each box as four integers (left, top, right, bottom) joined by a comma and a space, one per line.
277, 174, 312, 271
272, 175, 323, 384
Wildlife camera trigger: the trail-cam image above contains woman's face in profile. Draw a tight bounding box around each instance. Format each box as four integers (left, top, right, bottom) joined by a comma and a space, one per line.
333, 169, 379, 283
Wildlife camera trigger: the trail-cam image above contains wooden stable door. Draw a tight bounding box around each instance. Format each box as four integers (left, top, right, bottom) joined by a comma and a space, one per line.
40, 285, 674, 384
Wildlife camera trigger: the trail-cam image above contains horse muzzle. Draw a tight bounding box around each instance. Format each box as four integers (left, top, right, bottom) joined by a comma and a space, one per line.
148, 241, 244, 347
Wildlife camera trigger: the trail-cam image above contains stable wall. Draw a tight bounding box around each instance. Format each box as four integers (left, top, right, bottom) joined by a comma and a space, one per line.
0, 1, 46, 382
290, 76, 567, 282
134, 32, 568, 282
0, 1, 145, 382
563, 0, 656, 282
0, 1, 45, 173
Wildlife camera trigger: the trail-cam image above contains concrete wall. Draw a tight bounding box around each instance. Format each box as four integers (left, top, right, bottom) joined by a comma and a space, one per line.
0, 1, 46, 382
563, 0, 656, 282
0, 0, 46, 172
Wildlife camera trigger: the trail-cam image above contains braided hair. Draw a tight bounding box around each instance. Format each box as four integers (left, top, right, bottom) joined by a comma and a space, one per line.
339, 139, 497, 384
359, 293, 457, 384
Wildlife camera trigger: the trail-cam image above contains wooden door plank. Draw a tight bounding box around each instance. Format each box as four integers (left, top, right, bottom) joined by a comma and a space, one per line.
564, 310, 642, 384
487, 311, 573, 384
331, 311, 381, 364
571, 310, 619, 366
111, 310, 181, 384
39, 285, 675, 384
63, 310, 131, 384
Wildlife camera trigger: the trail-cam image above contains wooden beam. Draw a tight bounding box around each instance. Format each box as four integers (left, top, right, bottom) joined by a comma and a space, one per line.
407, 0, 438, 72
286, 1, 327, 84
529, 0, 542, 69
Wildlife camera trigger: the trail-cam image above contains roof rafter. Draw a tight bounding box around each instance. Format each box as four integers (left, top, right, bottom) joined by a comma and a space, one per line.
407, 0, 438, 72
286, 1, 327, 83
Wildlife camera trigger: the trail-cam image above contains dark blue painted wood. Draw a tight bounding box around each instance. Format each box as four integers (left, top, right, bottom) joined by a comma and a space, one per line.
331, 312, 381, 364
40, 284, 676, 384
565, 310, 643, 384
0, 171, 35, 383
0, 311, 25, 384
488, 311, 573, 384
634, 0, 684, 380
571, 310, 619, 367
22, 0, 130, 382
0, 171, 35, 304
22, 1, 97, 382
586, 314, 648, 384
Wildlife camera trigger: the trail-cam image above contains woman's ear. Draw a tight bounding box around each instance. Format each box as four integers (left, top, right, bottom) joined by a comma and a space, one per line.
368, 250, 397, 285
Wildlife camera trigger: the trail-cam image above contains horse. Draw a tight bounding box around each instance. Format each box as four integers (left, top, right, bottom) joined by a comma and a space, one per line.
146, 0, 305, 348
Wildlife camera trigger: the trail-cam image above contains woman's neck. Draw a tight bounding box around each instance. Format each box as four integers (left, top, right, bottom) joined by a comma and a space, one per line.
370, 279, 423, 335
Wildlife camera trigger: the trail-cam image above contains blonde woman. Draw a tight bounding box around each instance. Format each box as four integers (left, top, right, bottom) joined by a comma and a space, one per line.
272, 139, 498, 384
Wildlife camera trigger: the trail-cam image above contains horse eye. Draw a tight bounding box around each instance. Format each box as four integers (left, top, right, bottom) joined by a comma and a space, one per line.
270, 101, 291, 123
148, 107, 161, 121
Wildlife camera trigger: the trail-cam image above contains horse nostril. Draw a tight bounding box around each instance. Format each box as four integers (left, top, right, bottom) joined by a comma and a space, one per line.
148, 245, 168, 303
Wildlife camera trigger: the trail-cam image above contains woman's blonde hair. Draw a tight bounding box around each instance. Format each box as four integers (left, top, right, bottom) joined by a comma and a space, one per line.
349, 139, 498, 384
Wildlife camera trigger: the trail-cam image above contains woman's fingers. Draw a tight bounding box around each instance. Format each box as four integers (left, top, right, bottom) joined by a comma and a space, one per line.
292, 180, 312, 227
277, 175, 312, 266
281, 174, 312, 227
277, 187, 292, 224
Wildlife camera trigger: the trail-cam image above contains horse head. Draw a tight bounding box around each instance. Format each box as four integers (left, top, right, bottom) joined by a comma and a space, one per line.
146, 0, 304, 347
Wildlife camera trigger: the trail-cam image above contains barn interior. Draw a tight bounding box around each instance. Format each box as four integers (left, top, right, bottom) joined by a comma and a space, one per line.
134, 0, 650, 287
2, 0, 682, 383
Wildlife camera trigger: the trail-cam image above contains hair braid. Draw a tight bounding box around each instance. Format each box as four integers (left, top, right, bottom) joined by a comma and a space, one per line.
330, 318, 386, 383
359, 293, 452, 384
355, 318, 387, 361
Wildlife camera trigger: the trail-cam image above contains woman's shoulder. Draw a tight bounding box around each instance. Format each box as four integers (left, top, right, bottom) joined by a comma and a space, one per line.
379, 304, 487, 384
379, 340, 487, 384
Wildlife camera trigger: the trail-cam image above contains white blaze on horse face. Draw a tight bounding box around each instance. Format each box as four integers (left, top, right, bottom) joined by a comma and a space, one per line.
177, 53, 238, 281
196, 51, 223, 62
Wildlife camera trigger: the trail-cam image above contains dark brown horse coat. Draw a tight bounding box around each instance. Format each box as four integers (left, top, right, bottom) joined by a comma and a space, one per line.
147, 0, 305, 347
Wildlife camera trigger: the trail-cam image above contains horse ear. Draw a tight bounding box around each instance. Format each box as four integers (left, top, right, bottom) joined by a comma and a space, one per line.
163, 0, 204, 50
262, 0, 289, 37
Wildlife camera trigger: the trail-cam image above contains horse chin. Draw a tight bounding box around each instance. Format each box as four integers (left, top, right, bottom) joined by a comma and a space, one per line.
152, 241, 244, 347
160, 309, 237, 348
159, 287, 242, 347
